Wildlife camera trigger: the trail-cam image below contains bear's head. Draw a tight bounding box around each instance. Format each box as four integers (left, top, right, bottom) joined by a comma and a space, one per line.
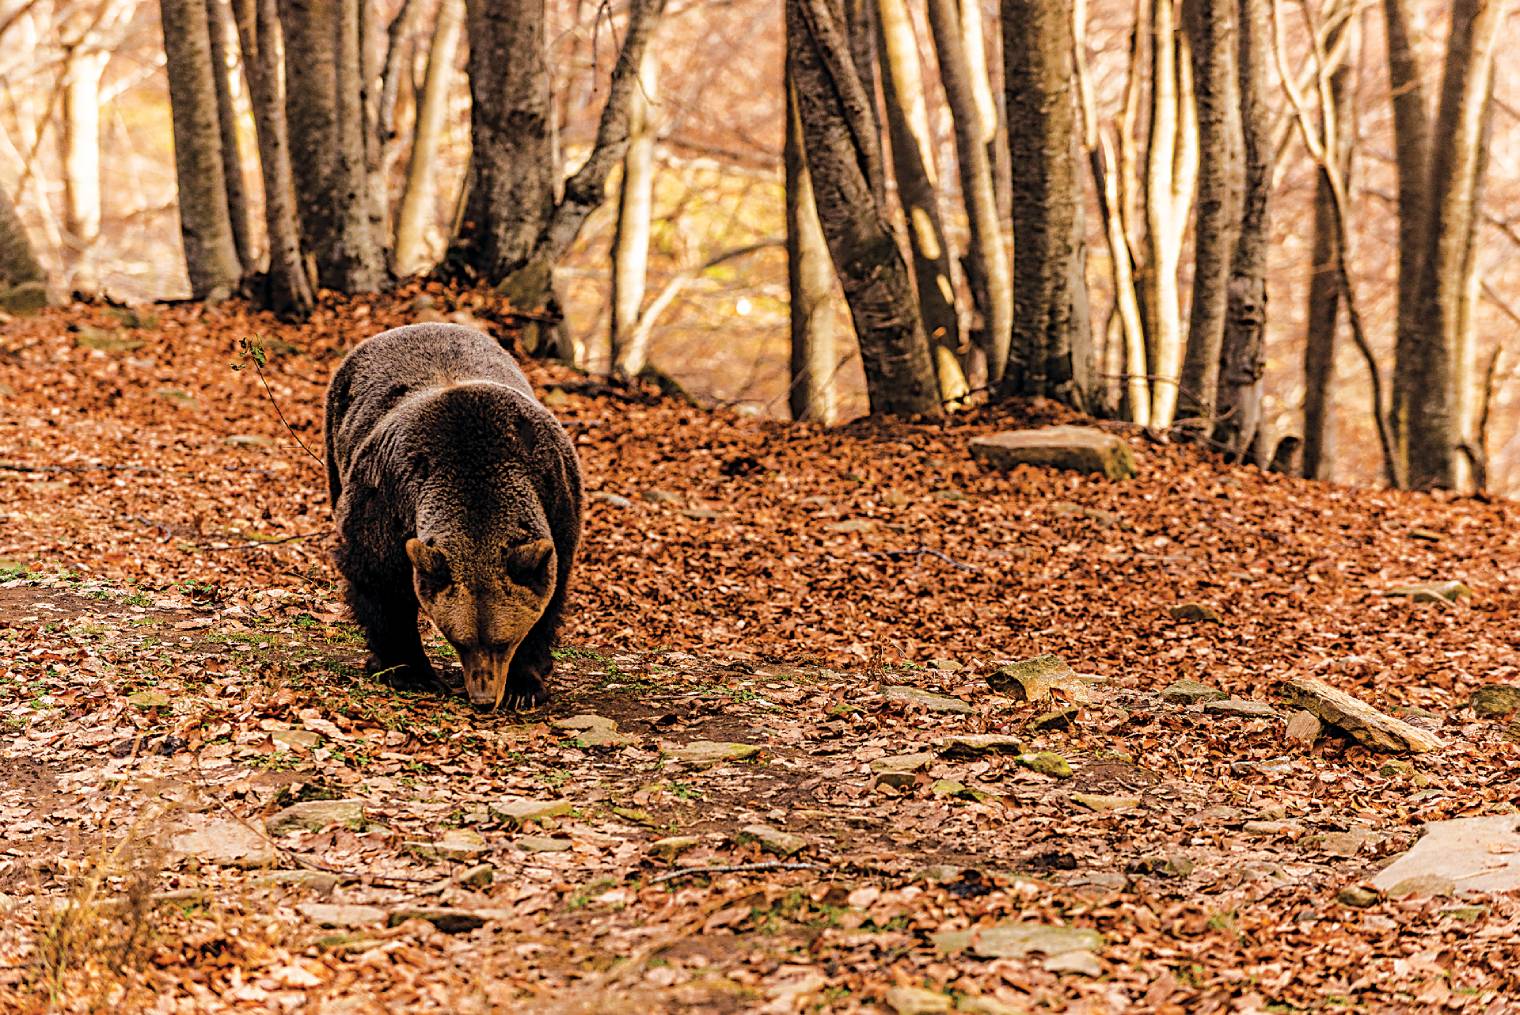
405, 534, 556, 709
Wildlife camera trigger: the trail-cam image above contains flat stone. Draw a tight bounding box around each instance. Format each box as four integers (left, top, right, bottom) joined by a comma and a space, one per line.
871, 751, 933, 788
639, 489, 682, 504
885, 986, 952, 1014
491, 797, 573, 825
1161, 679, 1227, 705
455, 864, 494, 888
881, 686, 972, 714
1015, 752, 1073, 779
258, 870, 339, 892
388, 907, 510, 934
1029, 706, 1079, 731
1469, 685, 1520, 718
171, 818, 275, 869
1070, 792, 1139, 812
661, 740, 761, 766
1286, 710, 1323, 746
551, 714, 618, 734
1336, 885, 1379, 908
1243, 820, 1300, 837
1372, 816, 1520, 895
297, 903, 386, 928
650, 836, 701, 859
1127, 854, 1194, 878
1311, 829, 1371, 858
127, 689, 172, 709
271, 729, 321, 752
936, 733, 1025, 758
1285, 677, 1443, 753
516, 835, 572, 853
987, 654, 1093, 702
593, 492, 633, 509
1169, 602, 1221, 623
933, 921, 1104, 959
740, 824, 807, 857
1043, 950, 1104, 977
266, 799, 364, 836
1383, 580, 1471, 604
1203, 697, 1279, 719
970, 426, 1137, 480
405, 828, 488, 861
927, 658, 962, 672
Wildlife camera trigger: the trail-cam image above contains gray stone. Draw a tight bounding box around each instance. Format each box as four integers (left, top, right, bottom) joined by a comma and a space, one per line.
1336, 885, 1379, 908
970, 426, 1136, 480
650, 836, 701, 859
271, 728, 321, 752
1285, 677, 1443, 753
1070, 792, 1139, 812
553, 713, 635, 748
662, 740, 761, 766
740, 824, 808, 857
937, 733, 1025, 759
1286, 710, 1323, 746
404, 828, 488, 861
1043, 950, 1104, 977
266, 799, 364, 836
871, 751, 933, 788
388, 907, 510, 934
127, 689, 172, 709
1160, 679, 1227, 705
1372, 816, 1520, 895
885, 986, 952, 1014
298, 903, 386, 928
933, 921, 1104, 959
881, 686, 972, 714
1382, 580, 1471, 604
1015, 752, 1073, 779
988, 654, 1086, 701
1203, 697, 1279, 719
491, 797, 574, 825
1469, 685, 1520, 718
592, 492, 634, 509
516, 835, 573, 853
1028, 706, 1079, 731
171, 818, 275, 868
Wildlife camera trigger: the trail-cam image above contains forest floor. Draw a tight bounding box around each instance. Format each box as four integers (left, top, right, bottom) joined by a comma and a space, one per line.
2, 288, 1520, 1013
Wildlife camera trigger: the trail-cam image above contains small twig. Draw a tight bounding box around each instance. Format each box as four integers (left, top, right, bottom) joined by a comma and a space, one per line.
203, 531, 322, 552
239, 338, 323, 467
652, 861, 824, 883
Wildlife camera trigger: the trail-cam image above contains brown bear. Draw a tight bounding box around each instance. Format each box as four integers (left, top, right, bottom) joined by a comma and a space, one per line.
324, 323, 582, 709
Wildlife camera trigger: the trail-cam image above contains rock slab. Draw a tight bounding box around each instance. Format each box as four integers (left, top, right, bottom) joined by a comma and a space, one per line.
1373, 816, 1520, 895
1285, 677, 1443, 753
970, 426, 1137, 480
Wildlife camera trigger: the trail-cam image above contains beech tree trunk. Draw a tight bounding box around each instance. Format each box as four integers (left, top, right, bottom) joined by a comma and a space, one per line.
787, 0, 941, 417
160, 0, 243, 299
926, 0, 1011, 386
842, 0, 886, 204
876, 0, 967, 403
59, 40, 107, 293
609, 47, 660, 376
331, 0, 385, 290
1177, 0, 1243, 431
999, 0, 1092, 407
1213, 0, 1270, 459
278, 0, 339, 285
1301, 11, 1355, 480
232, 0, 315, 317
393, 0, 463, 277
205, 0, 252, 273
785, 65, 839, 424
0, 184, 46, 295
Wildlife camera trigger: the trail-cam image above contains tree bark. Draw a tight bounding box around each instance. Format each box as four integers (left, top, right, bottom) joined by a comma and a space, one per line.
787, 0, 941, 417
393, 0, 463, 277
59, 41, 108, 293
160, 0, 243, 299
876, 0, 967, 403
1213, 0, 1270, 459
332, 0, 385, 290
1177, 0, 1243, 432
1301, 9, 1355, 479
0, 184, 46, 293
232, 0, 315, 317
842, 0, 886, 204
278, 0, 339, 286
786, 65, 839, 424
1401, 0, 1510, 490
205, 0, 252, 274
999, 0, 1092, 408
609, 46, 659, 376
926, 0, 1012, 385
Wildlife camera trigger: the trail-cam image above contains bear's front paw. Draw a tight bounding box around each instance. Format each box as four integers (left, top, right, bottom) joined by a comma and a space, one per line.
367, 656, 439, 692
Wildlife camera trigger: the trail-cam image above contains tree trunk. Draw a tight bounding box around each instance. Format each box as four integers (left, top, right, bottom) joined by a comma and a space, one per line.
1212, 0, 1270, 458
787, 0, 941, 417
926, 0, 1012, 386
278, 0, 339, 286
1140, 0, 1196, 428
232, 0, 315, 317
1176, 0, 1243, 432
160, 0, 243, 299
205, 0, 252, 274
785, 65, 839, 424
1301, 10, 1355, 480
59, 41, 108, 293
332, 0, 385, 290
393, 0, 463, 277
876, 0, 967, 403
999, 0, 1092, 408
842, 0, 886, 204
1401, 0, 1510, 490
609, 46, 659, 377
0, 184, 47, 296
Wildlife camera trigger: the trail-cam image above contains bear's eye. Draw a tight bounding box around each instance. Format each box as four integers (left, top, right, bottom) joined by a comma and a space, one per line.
502, 539, 553, 585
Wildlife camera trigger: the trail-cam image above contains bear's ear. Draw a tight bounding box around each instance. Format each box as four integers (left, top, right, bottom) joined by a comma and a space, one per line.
503, 538, 554, 582
406, 538, 451, 583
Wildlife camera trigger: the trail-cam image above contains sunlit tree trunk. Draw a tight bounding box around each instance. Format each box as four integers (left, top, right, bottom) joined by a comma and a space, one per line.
205, 0, 252, 274
393, 0, 463, 277
1400, 0, 1509, 490
332, 0, 385, 290
1213, 0, 1270, 459
232, 0, 315, 317
785, 65, 838, 424
999, 0, 1092, 408
787, 0, 941, 417
58, 39, 108, 293
609, 46, 660, 377
1301, 10, 1355, 480
160, 0, 243, 299
927, 0, 1011, 385
876, 0, 966, 403
1177, 0, 1243, 432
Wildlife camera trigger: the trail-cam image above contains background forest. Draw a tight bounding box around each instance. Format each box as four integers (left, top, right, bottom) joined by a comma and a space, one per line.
0, 0, 1514, 493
